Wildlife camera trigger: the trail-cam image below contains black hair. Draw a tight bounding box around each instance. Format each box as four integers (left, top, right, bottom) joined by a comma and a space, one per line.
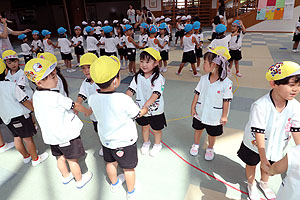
216, 32, 225, 38
0, 71, 5, 81
213, 16, 221, 25
104, 32, 112, 38
142, 6, 148, 11
299, 16, 300, 22
219, 0, 225, 7
146, 18, 152, 25
56, 67, 69, 96
274, 74, 300, 85
96, 71, 120, 89
58, 34, 66, 38
204, 52, 226, 81
158, 28, 169, 36
117, 26, 125, 37
135, 51, 160, 86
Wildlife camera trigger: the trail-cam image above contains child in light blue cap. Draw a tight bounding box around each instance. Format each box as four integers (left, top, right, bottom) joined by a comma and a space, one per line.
193, 21, 204, 72
101, 26, 119, 57
42, 29, 56, 54
18, 34, 33, 63
57, 27, 75, 73
31, 30, 43, 56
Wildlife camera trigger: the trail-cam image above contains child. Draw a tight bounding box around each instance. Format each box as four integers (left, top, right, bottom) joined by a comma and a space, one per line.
126, 48, 167, 157
71, 26, 84, 67
42, 29, 56, 54
165, 17, 172, 44
82, 21, 88, 39
190, 46, 232, 160
208, 24, 232, 50
193, 21, 204, 72
123, 24, 140, 75
99, 28, 106, 56
209, 16, 220, 41
18, 34, 33, 64
95, 21, 102, 40
147, 25, 160, 52
268, 145, 300, 200
157, 23, 169, 73
228, 20, 246, 77
31, 30, 44, 56
175, 16, 184, 47
292, 17, 300, 53
57, 27, 75, 73
76, 53, 103, 156
0, 57, 48, 166
138, 23, 149, 49
86, 26, 100, 57
24, 58, 93, 188
88, 55, 148, 199
115, 27, 128, 69
237, 61, 300, 200
176, 24, 201, 77
113, 20, 119, 36
101, 26, 119, 56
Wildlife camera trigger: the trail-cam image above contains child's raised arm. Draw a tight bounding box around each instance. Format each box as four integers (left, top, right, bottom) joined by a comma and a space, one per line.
128, 36, 140, 49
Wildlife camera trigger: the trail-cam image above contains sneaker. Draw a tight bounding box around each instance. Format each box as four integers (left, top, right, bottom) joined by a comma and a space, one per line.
0, 142, 15, 153
196, 67, 200, 72
76, 171, 93, 189
162, 67, 167, 73
23, 155, 32, 164
159, 67, 163, 72
120, 65, 127, 70
236, 72, 243, 77
193, 73, 201, 77
62, 173, 74, 184
140, 142, 151, 155
247, 182, 261, 200
204, 148, 214, 161
149, 143, 162, 157
189, 67, 193, 72
259, 181, 276, 200
227, 68, 232, 77
292, 49, 299, 53
176, 72, 182, 76
110, 174, 125, 192
127, 189, 136, 200
189, 144, 199, 156
99, 148, 103, 156
32, 152, 49, 167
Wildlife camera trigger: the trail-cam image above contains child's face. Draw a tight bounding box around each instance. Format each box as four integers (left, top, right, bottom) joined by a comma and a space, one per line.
231, 24, 238, 32
194, 29, 199, 33
140, 58, 159, 74
89, 30, 94, 35
37, 70, 58, 89
91, 23, 95, 27
75, 29, 81, 35
24, 38, 28, 42
159, 29, 165, 35
140, 27, 145, 33
5, 59, 19, 72
271, 77, 300, 100
33, 34, 39, 40
46, 34, 50, 39
150, 32, 157, 37
81, 65, 91, 79
126, 29, 133, 36
203, 59, 216, 73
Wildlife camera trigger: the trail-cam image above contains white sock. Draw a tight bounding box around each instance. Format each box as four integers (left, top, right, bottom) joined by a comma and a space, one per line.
143, 141, 151, 145
193, 144, 200, 148
154, 143, 162, 147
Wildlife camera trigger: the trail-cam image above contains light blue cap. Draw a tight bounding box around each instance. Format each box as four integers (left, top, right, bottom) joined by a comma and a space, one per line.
149, 25, 158, 33
41, 30, 51, 36
158, 23, 167, 30
140, 23, 149, 29
32, 30, 39, 35
102, 26, 113, 34
85, 26, 94, 33
193, 21, 201, 30
18, 34, 26, 40
232, 20, 241, 27
57, 27, 67, 34
123, 24, 133, 32
184, 24, 193, 32
216, 24, 227, 33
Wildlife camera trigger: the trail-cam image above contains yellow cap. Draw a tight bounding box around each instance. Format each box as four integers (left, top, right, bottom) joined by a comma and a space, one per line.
0, 58, 5, 74
143, 47, 161, 61
24, 58, 57, 82
80, 53, 98, 67
37, 52, 57, 64
266, 61, 300, 81
2, 50, 18, 60
90, 56, 120, 84
208, 46, 231, 60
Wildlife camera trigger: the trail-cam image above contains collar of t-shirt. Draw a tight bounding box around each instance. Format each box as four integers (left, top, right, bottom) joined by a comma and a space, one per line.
96, 90, 115, 94
36, 87, 60, 93
269, 89, 288, 108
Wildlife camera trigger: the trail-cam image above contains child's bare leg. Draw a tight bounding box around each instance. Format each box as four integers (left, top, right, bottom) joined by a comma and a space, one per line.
260, 169, 270, 183
293, 41, 299, 49
124, 168, 135, 192
128, 62, 132, 73
67, 158, 82, 181
159, 60, 162, 69
194, 129, 204, 145
197, 58, 200, 68
77, 55, 80, 64
57, 155, 70, 177
132, 62, 136, 73
152, 129, 162, 144
64, 60, 68, 68
246, 164, 256, 184
177, 62, 186, 74
142, 125, 151, 143
234, 60, 240, 73
14, 137, 30, 158
106, 161, 118, 184
229, 60, 233, 69
207, 135, 216, 149
191, 63, 197, 75
23, 137, 38, 160
163, 60, 167, 67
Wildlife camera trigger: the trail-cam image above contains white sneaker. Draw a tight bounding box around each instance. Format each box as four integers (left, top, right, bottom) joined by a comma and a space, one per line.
149, 143, 162, 157
99, 148, 103, 156
62, 173, 74, 184
76, 171, 93, 189
127, 189, 136, 200
159, 67, 163, 72
196, 67, 200, 72
259, 181, 276, 200
140, 142, 151, 155
23, 155, 32, 164
193, 73, 201, 77
236, 72, 243, 77
176, 72, 182, 76
292, 49, 299, 53
0, 142, 15, 153
247, 182, 261, 200
162, 67, 167, 73
189, 67, 193, 72
204, 148, 214, 161
32, 152, 49, 167
110, 174, 125, 192
189, 144, 199, 156
227, 68, 232, 77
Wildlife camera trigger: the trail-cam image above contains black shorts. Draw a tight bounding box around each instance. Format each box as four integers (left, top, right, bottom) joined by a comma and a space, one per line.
175, 30, 184, 38
182, 50, 196, 64
105, 52, 117, 57
35, 48, 44, 55
6, 114, 36, 138
103, 142, 138, 169
118, 48, 127, 57
60, 52, 73, 60
169, 35, 173, 42
50, 136, 85, 159
293, 33, 300, 42
24, 55, 33, 64
75, 45, 84, 55
96, 34, 101, 40
136, 113, 167, 131
195, 47, 203, 58
127, 48, 136, 61
192, 117, 223, 137
237, 142, 275, 166
229, 49, 242, 61
88, 50, 99, 57
92, 121, 98, 133
160, 50, 169, 61
100, 49, 105, 56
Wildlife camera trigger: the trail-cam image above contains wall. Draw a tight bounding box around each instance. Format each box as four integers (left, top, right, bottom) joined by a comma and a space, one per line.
143, 0, 162, 12
247, 6, 300, 32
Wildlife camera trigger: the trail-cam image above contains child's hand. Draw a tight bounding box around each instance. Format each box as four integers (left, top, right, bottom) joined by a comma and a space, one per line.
191, 108, 197, 117
220, 116, 227, 125
261, 159, 271, 173
84, 108, 93, 117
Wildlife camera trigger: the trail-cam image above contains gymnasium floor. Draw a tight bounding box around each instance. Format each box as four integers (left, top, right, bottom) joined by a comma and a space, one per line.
0, 31, 300, 200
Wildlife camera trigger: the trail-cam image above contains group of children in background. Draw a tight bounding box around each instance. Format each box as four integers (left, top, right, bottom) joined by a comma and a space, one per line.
1, 14, 299, 200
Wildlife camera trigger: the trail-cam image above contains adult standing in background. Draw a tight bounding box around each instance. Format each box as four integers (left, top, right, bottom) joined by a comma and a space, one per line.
141, 6, 156, 24
127, 4, 136, 26
218, 0, 226, 16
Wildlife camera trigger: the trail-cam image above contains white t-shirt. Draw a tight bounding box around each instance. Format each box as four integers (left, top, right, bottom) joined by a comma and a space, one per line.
127, 9, 136, 24
86, 36, 99, 51
99, 36, 105, 49
136, 15, 142, 24
71, 36, 83, 46
138, 34, 148, 48
194, 33, 204, 45
57, 38, 72, 54
43, 39, 54, 54
31, 40, 43, 51
183, 35, 196, 52
103, 37, 119, 53
129, 73, 165, 117
295, 22, 300, 35
125, 36, 135, 49
95, 26, 101, 35
0, 24, 13, 57
88, 91, 140, 149
176, 22, 184, 31
147, 37, 159, 51
33, 90, 83, 145
242, 91, 300, 162
277, 145, 300, 200
52, 76, 67, 97
229, 32, 245, 50
212, 23, 217, 33
0, 81, 31, 124
194, 73, 233, 126
157, 35, 169, 52
21, 43, 32, 56
208, 34, 231, 50
6, 69, 33, 99
78, 78, 100, 121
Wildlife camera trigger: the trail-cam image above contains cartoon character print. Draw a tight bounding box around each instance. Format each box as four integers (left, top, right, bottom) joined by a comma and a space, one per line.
268, 62, 283, 77
250, 131, 257, 148
24, 71, 37, 82
148, 100, 160, 115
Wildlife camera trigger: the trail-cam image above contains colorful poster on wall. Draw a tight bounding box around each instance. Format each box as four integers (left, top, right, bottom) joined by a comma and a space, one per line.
283, 3, 294, 19
275, 0, 285, 8
256, 8, 266, 20
258, 0, 268, 9
273, 8, 284, 19
257, 0, 291, 20
265, 8, 275, 20
267, 0, 276, 6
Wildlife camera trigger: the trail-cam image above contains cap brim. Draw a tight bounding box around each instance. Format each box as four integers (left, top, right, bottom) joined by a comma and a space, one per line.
40, 63, 57, 81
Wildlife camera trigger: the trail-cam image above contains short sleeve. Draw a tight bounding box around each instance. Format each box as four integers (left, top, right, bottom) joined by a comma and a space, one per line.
38, 40, 43, 47
223, 79, 233, 100
57, 95, 74, 110
291, 102, 300, 132
164, 36, 169, 43
124, 95, 140, 119
78, 82, 88, 101
152, 76, 165, 96
128, 77, 137, 94
249, 103, 266, 133
15, 84, 28, 103
194, 79, 202, 95
79, 36, 83, 43
100, 37, 104, 43
71, 37, 75, 43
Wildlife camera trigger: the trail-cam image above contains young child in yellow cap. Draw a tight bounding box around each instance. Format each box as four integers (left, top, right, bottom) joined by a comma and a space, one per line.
0, 58, 49, 165
237, 61, 300, 200
88, 55, 148, 200
24, 58, 93, 189
76, 52, 103, 156
126, 47, 167, 157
